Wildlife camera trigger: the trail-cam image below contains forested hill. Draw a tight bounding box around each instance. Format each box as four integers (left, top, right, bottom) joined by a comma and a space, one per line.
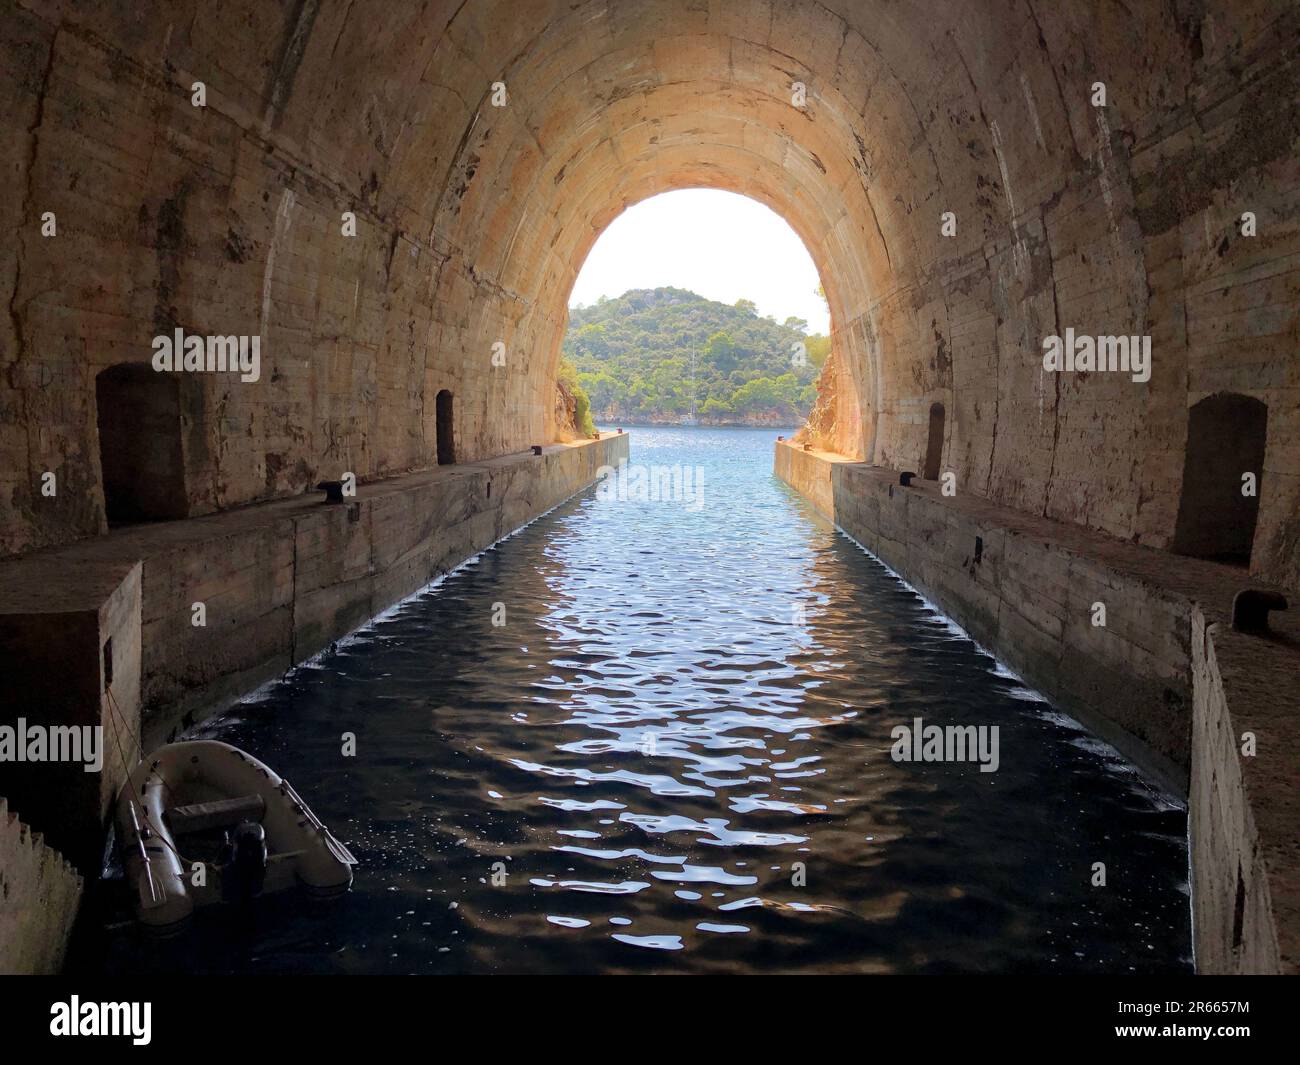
562, 287, 830, 426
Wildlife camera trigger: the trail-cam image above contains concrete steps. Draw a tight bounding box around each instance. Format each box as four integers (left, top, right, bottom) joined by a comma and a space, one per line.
0, 796, 84, 974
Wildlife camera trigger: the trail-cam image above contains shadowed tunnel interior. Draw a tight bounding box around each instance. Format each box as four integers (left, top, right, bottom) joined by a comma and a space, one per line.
4, 0, 1297, 591
1, 0, 1298, 979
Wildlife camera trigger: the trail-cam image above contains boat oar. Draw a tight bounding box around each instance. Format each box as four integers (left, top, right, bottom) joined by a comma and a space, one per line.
281, 779, 358, 866
127, 800, 167, 910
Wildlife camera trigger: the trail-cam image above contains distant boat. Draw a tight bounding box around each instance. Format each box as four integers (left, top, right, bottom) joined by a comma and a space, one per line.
115, 740, 356, 931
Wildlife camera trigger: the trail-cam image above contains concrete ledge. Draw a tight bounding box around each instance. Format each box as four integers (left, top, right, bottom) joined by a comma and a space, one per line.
0, 433, 624, 968
776, 440, 1300, 974
0, 561, 141, 869
1192, 609, 1299, 974
778, 441, 1194, 784
0, 434, 627, 860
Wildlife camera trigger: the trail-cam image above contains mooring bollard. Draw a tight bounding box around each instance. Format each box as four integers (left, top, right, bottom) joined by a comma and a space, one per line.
899, 471, 916, 487
316, 480, 345, 503
531, 445, 543, 455
1232, 588, 1288, 634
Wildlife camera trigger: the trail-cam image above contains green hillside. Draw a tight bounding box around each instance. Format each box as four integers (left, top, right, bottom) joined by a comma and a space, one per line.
562, 287, 829, 425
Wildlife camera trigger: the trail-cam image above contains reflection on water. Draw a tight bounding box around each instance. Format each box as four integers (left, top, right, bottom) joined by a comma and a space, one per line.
90, 427, 1191, 974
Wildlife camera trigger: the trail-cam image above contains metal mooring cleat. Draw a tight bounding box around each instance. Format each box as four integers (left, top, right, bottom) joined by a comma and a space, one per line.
316, 480, 345, 504
1231, 589, 1288, 634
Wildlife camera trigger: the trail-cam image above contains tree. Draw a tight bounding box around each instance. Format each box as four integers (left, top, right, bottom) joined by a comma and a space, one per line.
733, 298, 757, 315
556, 355, 595, 435
562, 287, 820, 424
703, 330, 737, 372
805, 334, 831, 368
579, 370, 625, 411
572, 322, 609, 360
731, 376, 782, 411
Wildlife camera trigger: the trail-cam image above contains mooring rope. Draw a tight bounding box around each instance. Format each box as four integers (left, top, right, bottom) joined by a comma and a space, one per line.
103, 686, 195, 868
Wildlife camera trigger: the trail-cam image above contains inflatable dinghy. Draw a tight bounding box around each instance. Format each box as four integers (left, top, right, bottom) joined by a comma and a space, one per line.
115, 740, 356, 930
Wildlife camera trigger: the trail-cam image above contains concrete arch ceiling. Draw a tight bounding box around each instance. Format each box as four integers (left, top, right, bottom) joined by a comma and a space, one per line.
397, 0, 1292, 587
436, 5, 934, 461
5, 0, 1297, 588
399, 0, 1219, 502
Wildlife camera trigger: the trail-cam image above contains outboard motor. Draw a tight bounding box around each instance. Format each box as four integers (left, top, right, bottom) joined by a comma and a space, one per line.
221, 820, 268, 903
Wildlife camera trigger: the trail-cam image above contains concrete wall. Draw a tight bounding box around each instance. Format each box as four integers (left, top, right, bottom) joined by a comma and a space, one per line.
777, 441, 1298, 973
0, 798, 83, 975
3, 2, 1297, 596
1, 433, 627, 756
1191, 609, 1298, 973
0, 430, 621, 972
0, 560, 141, 870
777, 441, 1190, 789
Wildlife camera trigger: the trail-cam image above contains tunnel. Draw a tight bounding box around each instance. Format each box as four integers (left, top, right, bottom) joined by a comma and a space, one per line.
1, 0, 1297, 990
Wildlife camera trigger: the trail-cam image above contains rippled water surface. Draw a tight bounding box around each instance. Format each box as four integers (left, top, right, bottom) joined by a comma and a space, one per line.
95, 427, 1191, 973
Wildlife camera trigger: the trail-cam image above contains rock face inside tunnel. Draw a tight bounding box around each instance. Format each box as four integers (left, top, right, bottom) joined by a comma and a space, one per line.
2, 0, 1297, 592
0, 0, 1298, 975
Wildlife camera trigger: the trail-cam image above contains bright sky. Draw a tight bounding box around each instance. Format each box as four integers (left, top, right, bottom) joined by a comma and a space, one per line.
569, 189, 830, 334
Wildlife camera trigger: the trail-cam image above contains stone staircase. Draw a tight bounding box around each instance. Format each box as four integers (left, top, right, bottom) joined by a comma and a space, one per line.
0, 797, 84, 974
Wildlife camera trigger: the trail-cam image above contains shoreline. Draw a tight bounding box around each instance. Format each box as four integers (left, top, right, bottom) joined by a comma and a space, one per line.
595, 420, 804, 430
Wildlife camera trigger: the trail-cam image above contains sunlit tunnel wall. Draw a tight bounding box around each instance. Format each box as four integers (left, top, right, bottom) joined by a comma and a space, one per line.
2, 1, 1297, 590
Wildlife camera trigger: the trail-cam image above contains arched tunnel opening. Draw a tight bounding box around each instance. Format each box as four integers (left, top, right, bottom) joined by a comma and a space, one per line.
0, 0, 1297, 999
561, 188, 831, 430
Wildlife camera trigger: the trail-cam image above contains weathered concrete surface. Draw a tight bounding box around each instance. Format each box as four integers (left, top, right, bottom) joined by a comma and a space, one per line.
0, 433, 627, 756
777, 441, 1193, 787
0, 797, 83, 975
1192, 609, 1300, 974
0, 431, 618, 982
772, 443, 854, 521
1, 2, 1297, 595
0, 0, 1296, 975
777, 440, 1300, 973
0, 559, 141, 870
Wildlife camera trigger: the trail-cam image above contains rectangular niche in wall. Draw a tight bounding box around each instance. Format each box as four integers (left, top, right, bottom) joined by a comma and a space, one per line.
436, 389, 456, 465
1172, 392, 1267, 567
924, 402, 945, 481
95, 363, 188, 525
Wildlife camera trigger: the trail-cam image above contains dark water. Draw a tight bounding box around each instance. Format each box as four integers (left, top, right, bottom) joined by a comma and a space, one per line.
90, 427, 1191, 974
